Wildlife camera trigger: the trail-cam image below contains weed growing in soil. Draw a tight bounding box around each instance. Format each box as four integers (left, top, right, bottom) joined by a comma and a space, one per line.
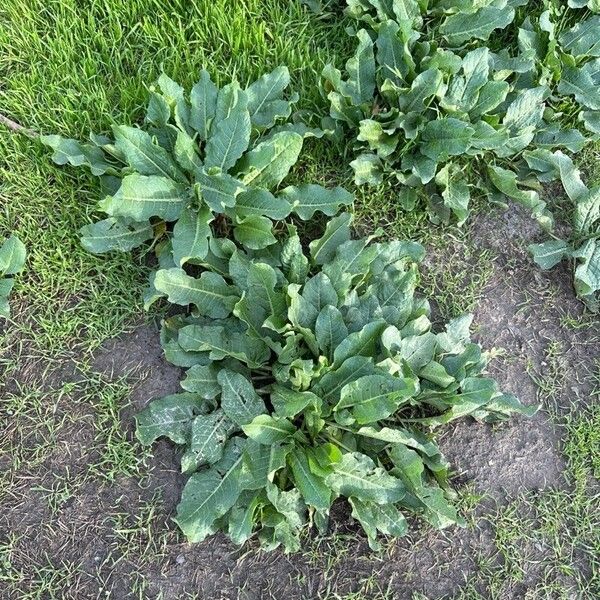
136, 215, 535, 551
322, 0, 600, 308
41, 68, 537, 551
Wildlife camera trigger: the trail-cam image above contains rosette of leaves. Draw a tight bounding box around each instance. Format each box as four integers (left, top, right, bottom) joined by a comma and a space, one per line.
321, 0, 600, 302
0, 236, 26, 319
42, 68, 351, 278
527, 150, 600, 310
136, 214, 536, 552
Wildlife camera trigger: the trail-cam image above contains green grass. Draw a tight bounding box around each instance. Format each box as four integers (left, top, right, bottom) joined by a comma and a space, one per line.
456, 404, 600, 600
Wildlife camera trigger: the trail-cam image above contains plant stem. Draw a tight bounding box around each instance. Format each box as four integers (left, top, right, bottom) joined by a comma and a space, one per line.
0, 113, 37, 138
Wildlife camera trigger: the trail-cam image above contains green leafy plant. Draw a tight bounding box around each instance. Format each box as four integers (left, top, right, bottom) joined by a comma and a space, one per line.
528, 151, 600, 310
136, 214, 536, 552
42, 68, 351, 300
41, 65, 538, 552
321, 0, 600, 305
0, 236, 26, 319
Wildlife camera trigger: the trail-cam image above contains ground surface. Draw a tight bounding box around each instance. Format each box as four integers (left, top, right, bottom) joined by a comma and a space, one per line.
0, 1, 598, 599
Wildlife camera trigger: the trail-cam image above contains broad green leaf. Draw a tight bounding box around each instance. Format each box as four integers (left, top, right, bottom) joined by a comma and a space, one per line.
575, 187, 600, 235
358, 118, 400, 158
357, 426, 441, 457
393, 332, 437, 370
281, 225, 310, 284
179, 324, 271, 368
270, 385, 320, 418
335, 374, 417, 424
233, 215, 277, 250
309, 443, 343, 476
324, 87, 365, 126
420, 118, 474, 162
173, 130, 202, 172
228, 492, 262, 545
418, 486, 465, 529
325, 452, 405, 503
288, 449, 332, 511
441, 6, 515, 45
315, 305, 348, 360
135, 393, 208, 446
302, 273, 339, 314
436, 314, 473, 354
376, 20, 409, 85
0, 279, 15, 319
234, 262, 287, 333
435, 165, 470, 225
349, 498, 407, 550
469, 121, 509, 152
309, 212, 353, 266
234, 188, 292, 220
100, 173, 187, 222
144, 240, 178, 309
0, 236, 27, 276
214, 82, 241, 125
195, 168, 245, 212
370, 240, 425, 273
174, 442, 244, 542
488, 165, 552, 229
442, 48, 490, 113
503, 87, 547, 132
529, 240, 571, 270
236, 131, 303, 190
345, 29, 376, 104
559, 16, 600, 57
558, 65, 600, 110
204, 86, 251, 171
242, 414, 296, 444
42, 135, 114, 176
419, 360, 455, 388
534, 127, 586, 154
314, 356, 376, 405
388, 444, 463, 528
280, 184, 354, 220
322, 237, 380, 296
392, 0, 421, 23
573, 239, 600, 299
182, 409, 237, 473
240, 440, 290, 490
398, 68, 443, 113
287, 285, 320, 349
218, 369, 266, 426
469, 80, 510, 118
113, 125, 186, 182
172, 205, 213, 266
351, 153, 384, 186
246, 66, 293, 128
80, 218, 154, 254
180, 364, 221, 399
266, 483, 306, 530
582, 111, 600, 134
154, 268, 239, 317
156, 73, 190, 132
368, 265, 418, 326
190, 69, 218, 140
146, 92, 170, 127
